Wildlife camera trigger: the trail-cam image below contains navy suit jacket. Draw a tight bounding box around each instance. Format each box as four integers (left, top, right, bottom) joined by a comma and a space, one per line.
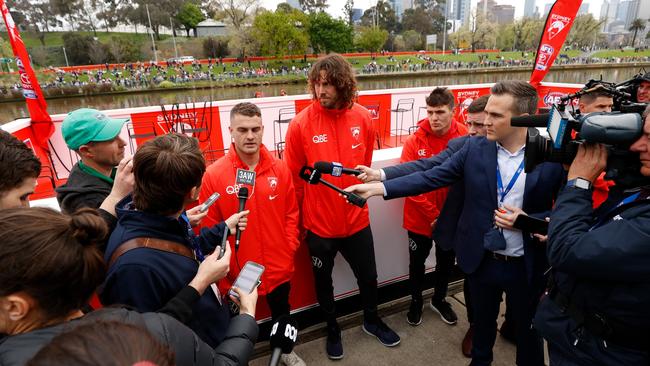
384, 136, 469, 250
384, 137, 564, 284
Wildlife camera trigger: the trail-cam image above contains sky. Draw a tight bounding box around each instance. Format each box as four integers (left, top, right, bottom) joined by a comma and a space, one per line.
260, 0, 606, 20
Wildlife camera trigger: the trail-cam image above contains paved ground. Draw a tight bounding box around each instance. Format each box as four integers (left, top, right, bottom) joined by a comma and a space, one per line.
250, 292, 517, 366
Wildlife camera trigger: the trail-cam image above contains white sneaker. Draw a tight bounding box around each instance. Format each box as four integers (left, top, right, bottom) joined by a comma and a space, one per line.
280, 351, 306, 366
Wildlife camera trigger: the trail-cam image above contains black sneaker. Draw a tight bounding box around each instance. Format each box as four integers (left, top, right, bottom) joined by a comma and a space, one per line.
430, 299, 458, 325
406, 300, 423, 326
362, 318, 401, 347
326, 323, 344, 360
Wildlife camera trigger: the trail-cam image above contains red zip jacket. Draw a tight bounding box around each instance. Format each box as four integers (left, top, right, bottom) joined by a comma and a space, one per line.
401, 118, 468, 237
284, 101, 375, 238
199, 144, 300, 295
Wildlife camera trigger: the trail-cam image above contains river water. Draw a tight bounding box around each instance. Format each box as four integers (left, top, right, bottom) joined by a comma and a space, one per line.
0, 66, 644, 124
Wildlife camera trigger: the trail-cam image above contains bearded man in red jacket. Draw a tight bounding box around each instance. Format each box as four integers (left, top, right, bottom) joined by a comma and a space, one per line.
284, 54, 400, 361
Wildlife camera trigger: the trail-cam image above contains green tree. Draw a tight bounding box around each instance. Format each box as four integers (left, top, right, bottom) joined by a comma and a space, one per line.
566, 14, 605, 49
209, 0, 259, 31
176, 2, 206, 36
401, 29, 423, 50
252, 9, 308, 57
299, 0, 327, 13
108, 36, 142, 62
343, 0, 354, 25
7, 0, 60, 46
50, 0, 84, 31
401, 8, 446, 36
126, 0, 185, 40
307, 12, 354, 53
276, 2, 293, 13
62, 32, 95, 65
355, 26, 388, 54
629, 18, 647, 47
203, 36, 229, 57
360, 0, 399, 33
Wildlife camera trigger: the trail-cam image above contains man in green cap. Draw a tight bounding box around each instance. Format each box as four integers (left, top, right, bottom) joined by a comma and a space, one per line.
56, 108, 128, 214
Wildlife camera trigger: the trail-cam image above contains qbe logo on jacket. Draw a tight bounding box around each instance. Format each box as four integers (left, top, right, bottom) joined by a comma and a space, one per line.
312, 134, 328, 144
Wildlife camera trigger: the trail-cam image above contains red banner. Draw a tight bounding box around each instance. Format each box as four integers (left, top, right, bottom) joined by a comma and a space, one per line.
530, 0, 584, 88
1, 0, 53, 150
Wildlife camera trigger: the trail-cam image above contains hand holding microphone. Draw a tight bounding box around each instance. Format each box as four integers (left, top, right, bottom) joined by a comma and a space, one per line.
299, 166, 367, 208
268, 315, 298, 366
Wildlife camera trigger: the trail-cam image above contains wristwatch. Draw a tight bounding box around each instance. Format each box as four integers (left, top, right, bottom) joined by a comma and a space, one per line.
566, 178, 592, 190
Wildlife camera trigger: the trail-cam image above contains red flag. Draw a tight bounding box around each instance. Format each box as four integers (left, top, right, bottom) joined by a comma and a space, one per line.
530, 0, 584, 88
1, 0, 53, 150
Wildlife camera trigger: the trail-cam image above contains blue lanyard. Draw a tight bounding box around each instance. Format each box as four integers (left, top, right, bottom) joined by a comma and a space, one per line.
496, 160, 525, 205
590, 192, 640, 231
180, 212, 205, 262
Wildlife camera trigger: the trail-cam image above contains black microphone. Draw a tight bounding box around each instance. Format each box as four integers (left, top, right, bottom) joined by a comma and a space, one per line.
299, 166, 367, 208
314, 161, 362, 177
268, 315, 298, 366
235, 186, 249, 251
510, 113, 550, 127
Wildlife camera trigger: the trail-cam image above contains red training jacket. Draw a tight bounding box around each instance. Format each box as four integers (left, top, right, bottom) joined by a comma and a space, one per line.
284, 101, 375, 238
199, 144, 300, 295
401, 119, 468, 237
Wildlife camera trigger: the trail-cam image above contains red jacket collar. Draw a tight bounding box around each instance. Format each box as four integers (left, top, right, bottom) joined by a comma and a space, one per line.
227, 143, 274, 173
311, 99, 353, 117
415, 118, 461, 140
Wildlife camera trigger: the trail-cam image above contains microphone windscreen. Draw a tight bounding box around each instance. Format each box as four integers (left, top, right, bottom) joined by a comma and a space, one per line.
314, 161, 334, 174
269, 315, 298, 353
238, 186, 249, 199
510, 113, 550, 128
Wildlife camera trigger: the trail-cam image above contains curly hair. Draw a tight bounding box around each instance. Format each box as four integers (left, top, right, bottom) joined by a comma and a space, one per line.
308, 54, 357, 108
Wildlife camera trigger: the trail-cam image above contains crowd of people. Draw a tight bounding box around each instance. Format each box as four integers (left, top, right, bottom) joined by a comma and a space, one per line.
1, 54, 650, 366
2, 51, 650, 98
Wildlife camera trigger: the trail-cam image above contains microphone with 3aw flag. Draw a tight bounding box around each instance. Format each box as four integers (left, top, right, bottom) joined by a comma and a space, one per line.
235, 186, 249, 252
268, 315, 298, 366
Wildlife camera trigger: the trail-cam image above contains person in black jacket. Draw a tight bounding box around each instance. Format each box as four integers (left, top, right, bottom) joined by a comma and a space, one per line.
0, 207, 258, 366
534, 105, 650, 365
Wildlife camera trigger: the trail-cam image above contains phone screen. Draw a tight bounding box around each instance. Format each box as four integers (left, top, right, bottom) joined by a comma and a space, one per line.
230, 261, 265, 298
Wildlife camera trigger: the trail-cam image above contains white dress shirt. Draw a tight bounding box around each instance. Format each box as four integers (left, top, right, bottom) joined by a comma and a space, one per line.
495, 143, 526, 257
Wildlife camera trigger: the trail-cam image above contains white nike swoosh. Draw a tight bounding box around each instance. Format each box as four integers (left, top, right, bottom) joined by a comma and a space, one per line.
269, 195, 279, 200
352, 143, 362, 149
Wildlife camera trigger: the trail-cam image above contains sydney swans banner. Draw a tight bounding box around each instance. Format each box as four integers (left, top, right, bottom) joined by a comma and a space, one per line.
530, 0, 584, 87
0, 0, 53, 149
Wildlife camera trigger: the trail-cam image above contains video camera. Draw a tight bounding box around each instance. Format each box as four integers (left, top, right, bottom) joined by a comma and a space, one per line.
512, 79, 647, 187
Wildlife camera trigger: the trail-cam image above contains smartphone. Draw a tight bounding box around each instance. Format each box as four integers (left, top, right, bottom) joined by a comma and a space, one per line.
199, 192, 220, 212
217, 225, 228, 259
513, 214, 549, 235
229, 261, 265, 299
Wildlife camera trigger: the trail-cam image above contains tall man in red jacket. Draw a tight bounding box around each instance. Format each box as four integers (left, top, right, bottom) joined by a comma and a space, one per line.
284, 54, 400, 360
401, 88, 468, 327
199, 102, 304, 366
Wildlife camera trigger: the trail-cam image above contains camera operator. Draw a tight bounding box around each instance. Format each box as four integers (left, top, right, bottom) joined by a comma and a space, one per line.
578, 88, 615, 207
634, 72, 650, 103
534, 105, 650, 365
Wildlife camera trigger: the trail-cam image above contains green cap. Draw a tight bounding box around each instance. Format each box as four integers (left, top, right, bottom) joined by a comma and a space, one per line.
62, 108, 129, 150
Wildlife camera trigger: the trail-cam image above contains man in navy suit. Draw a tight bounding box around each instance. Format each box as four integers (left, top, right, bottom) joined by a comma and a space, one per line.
355, 95, 490, 357
347, 81, 564, 366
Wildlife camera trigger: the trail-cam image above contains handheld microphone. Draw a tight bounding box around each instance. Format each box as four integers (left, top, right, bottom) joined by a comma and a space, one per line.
268, 315, 298, 366
314, 161, 362, 177
299, 166, 367, 208
235, 187, 249, 251
510, 113, 550, 128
